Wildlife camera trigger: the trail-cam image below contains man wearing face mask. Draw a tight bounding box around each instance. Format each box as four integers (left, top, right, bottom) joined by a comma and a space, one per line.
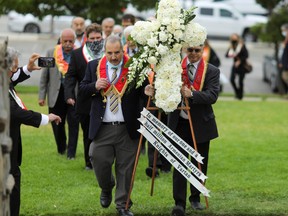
225, 33, 249, 100
71, 16, 87, 48
64, 23, 104, 169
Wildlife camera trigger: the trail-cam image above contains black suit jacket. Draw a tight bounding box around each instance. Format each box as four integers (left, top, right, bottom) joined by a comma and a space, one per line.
9, 69, 42, 173
64, 46, 91, 114
79, 59, 146, 140
168, 63, 220, 143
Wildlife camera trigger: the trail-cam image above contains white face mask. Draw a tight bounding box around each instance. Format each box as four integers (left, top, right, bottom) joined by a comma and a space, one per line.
107, 58, 123, 68
282, 31, 286, 37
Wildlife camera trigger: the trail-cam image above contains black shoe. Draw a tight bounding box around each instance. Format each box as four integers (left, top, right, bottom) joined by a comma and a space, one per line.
171, 205, 185, 216
100, 190, 112, 208
145, 167, 159, 178
118, 209, 134, 216
85, 166, 92, 171
191, 201, 205, 210
161, 168, 171, 173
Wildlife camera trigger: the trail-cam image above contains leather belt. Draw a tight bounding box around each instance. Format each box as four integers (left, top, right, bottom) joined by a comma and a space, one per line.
102, 121, 125, 125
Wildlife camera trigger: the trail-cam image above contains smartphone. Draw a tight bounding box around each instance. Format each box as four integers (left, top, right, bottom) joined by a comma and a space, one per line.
38, 57, 55, 67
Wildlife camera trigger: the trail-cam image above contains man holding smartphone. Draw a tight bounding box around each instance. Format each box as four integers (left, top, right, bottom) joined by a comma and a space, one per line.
7, 48, 61, 216
38, 28, 78, 156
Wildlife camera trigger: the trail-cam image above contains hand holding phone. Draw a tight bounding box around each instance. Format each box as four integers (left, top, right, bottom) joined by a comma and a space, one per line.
38, 57, 55, 67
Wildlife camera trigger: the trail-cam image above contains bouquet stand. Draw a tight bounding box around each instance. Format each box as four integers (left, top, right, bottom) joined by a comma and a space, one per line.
125, 96, 209, 210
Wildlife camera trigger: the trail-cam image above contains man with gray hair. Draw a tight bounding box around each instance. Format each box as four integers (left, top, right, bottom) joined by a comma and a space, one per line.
123, 25, 138, 57
79, 35, 152, 216
6, 47, 61, 216
39, 28, 78, 157
71, 16, 86, 48
101, 17, 115, 39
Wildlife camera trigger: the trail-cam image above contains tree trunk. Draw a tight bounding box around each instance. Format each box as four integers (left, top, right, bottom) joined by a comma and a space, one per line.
0, 37, 14, 216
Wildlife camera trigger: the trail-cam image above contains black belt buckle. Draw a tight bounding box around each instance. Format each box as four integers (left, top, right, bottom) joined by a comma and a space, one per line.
112, 121, 121, 125
103, 121, 125, 126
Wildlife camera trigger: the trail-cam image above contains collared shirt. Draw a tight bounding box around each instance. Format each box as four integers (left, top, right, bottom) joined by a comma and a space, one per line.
63, 49, 72, 64
179, 59, 201, 119
187, 59, 201, 81
102, 64, 125, 123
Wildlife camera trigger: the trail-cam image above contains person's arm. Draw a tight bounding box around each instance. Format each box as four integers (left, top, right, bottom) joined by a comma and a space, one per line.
64, 50, 78, 105
181, 65, 220, 105
238, 44, 249, 62
38, 66, 49, 106
40, 113, 61, 125
79, 59, 100, 100
11, 53, 41, 84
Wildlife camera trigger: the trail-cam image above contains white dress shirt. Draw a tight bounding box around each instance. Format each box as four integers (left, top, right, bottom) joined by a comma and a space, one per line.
102, 65, 125, 122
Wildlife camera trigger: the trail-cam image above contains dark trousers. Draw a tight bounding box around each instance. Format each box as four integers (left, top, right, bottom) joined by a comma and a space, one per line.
66, 105, 80, 158
230, 67, 246, 99
49, 85, 79, 155
79, 114, 92, 167
89, 124, 137, 210
10, 166, 21, 216
173, 119, 210, 209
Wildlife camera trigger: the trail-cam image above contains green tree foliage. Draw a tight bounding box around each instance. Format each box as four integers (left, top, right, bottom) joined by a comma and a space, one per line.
256, 0, 283, 14
252, 0, 288, 61
0, 0, 157, 23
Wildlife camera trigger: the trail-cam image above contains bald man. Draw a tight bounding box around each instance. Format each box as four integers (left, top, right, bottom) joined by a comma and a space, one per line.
72, 16, 86, 48
39, 28, 80, 157
101, 17, 115, 39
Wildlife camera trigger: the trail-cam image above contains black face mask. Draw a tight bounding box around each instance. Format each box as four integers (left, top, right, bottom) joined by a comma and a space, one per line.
86, 40, 104, 59
231, 40, 238, 46
76, 31, 84, 37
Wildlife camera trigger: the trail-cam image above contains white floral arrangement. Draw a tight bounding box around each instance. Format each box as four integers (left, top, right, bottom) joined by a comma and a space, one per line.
125, 0, 207, 112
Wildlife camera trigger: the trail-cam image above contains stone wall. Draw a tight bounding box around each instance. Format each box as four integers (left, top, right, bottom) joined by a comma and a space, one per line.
0, 37, 13, 216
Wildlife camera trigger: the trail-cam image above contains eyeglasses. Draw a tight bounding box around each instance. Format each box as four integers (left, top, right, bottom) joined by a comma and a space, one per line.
187, 48, 202, 53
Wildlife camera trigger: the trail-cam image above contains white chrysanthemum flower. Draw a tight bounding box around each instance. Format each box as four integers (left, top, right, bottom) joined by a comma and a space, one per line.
126, 0, 200, 112
147, 56, 158, 65
156, 44, 169, 56
184, 22, 207, 47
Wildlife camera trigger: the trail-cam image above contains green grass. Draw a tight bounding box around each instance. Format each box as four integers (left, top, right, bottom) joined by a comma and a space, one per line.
15, 89, 288, 216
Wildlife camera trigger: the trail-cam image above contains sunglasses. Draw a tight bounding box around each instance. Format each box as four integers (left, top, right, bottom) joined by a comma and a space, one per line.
187, 48, 202, 53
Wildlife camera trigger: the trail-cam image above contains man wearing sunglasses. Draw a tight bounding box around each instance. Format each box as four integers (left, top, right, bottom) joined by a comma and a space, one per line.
168, 44, 220, 216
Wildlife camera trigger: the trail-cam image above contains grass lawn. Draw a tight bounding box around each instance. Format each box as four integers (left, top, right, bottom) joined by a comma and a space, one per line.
14, 87, 288, 216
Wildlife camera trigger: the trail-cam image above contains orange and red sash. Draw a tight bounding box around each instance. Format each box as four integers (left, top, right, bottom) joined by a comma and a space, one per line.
202, 46, 210, 63
54, 44, 71, 76
9, 89, 27, 110
123, 44, 129, 57
97, 55, 129, 100
181, 57, 207, 91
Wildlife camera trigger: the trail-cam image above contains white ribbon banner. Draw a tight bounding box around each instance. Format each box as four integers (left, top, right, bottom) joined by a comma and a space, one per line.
141, 108, 204, 164
138, 126, 210, 197
138, 116, 207, 182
